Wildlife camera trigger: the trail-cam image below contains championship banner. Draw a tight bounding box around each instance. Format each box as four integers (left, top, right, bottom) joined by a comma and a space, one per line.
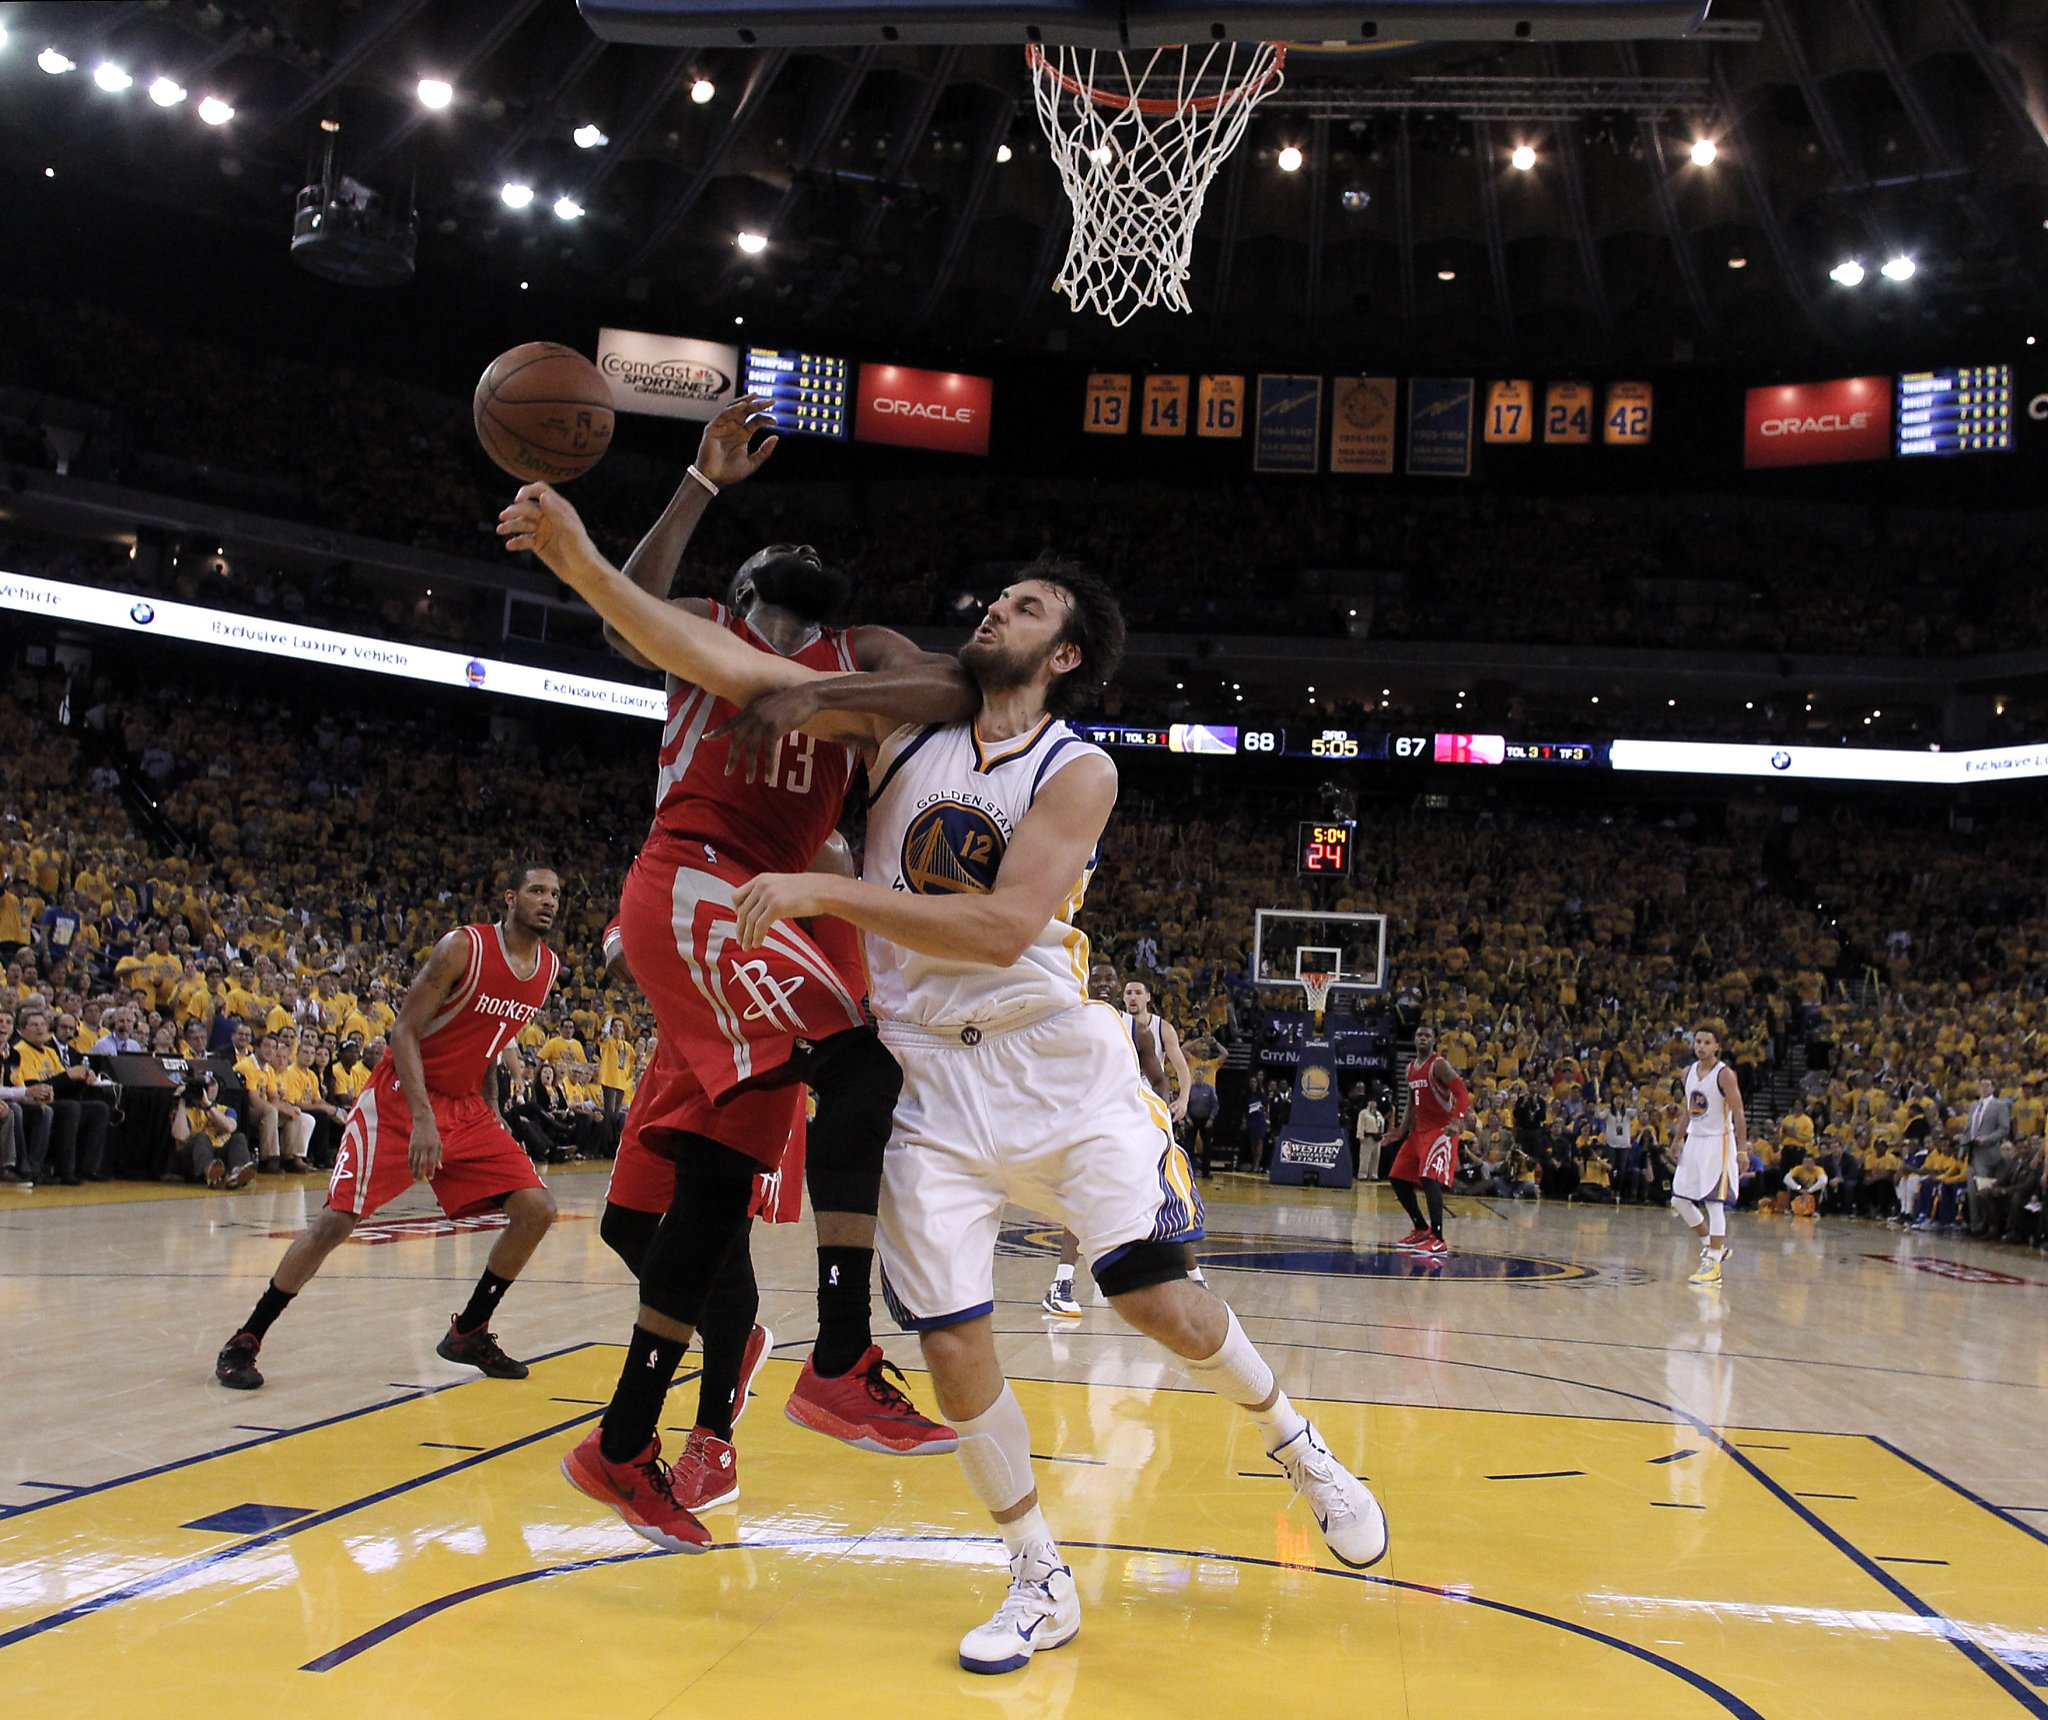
1544, 382, 1594, 444
1196, 374, 1245, 438
1141, 374, 1190, 436
0, 572, 667, 720
855, 363, 993, 456
1743, 375, 1891, 468
1330, 376, 1397, 473
1407, 377, 1475, 476
1483, 380, 1534, 445
1604, 381, 1653, 445
1253, 375, 1323, 473
1084, 373, 1133, 434
596, 327, 740, 421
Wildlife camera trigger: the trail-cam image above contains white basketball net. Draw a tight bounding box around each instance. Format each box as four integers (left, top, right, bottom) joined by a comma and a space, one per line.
1301, 971, 1335, 1023
1028, 41, 1285, 325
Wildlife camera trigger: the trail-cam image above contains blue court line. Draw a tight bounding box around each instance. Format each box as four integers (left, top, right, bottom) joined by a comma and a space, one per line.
1794, 1492, 1858, 1501
232, 1425, 289, 1435
0, 1368, 697, 1655
1876, 1556, 1950, 1567
0, 1340, 594, 1524
1649, 1502, 1705, 1510
1648, 1449, 1699, 1465
15, 1482, 79, 1492
1485, 1471, 1585, 1481
419, 1443, 486, 1452
1863, 1435, 2048, 1553
1031, 1452, 1110, 1466
295, 1531, 1767, 1717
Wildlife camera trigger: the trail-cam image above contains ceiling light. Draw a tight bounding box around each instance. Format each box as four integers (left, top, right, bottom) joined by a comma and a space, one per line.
38, 48, 74, 75
1880, 255, 1915, 282
1829, 259, 1865, 286
736, 229, 768, 254
553, 195, 584, 220
1727, 254, 1747, 269
519, 280, 529, 291
995, 143, 1013, 164
1340, 185, 1371, 212
93, 62, 132, 92
197, 95, 233, 125
1277, 145, 1304, 172
572, 124, 608, 150
417, 78, 453, 110
1436, 266, 1456, 281
1690, 137, 1717, 166
149, 76, 186, 107
690, 77, 716, 104
2031, 335, 2040, 346
500, 181, 534, 209
734, 315, 744, 325
1510, 143, 1536, 171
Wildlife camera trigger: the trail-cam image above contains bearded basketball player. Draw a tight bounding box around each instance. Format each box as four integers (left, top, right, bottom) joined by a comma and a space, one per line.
500, 484, 1385, 1673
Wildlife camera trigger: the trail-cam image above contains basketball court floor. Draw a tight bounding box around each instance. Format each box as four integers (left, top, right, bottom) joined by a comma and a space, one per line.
3, 1172, 2044, 1718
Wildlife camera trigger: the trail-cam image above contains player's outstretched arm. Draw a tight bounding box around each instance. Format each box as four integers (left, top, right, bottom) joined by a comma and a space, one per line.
501, 482, 824, 710
732, 753, 1117, 966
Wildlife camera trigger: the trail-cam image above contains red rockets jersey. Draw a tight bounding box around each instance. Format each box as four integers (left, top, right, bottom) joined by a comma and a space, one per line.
650, 599, 861, 875
1400, 1052, 1471, 1140
406, 922, 560, 1096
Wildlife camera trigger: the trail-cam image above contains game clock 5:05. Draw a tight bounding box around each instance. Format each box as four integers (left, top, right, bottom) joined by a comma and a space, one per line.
1298, 821, 1353, 875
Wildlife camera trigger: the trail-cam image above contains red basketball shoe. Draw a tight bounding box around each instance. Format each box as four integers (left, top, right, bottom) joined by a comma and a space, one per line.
1414, 1235, 1449, 1258
672, 1429, 741, 1512
1391, 1227, 1432, 1251
561, 1429, 713, 1553
730, 1322, 773, 1429
784, 1345, 959, 1455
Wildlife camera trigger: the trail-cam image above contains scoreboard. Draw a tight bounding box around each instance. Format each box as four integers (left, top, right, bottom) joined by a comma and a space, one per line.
1297, 821, 1354, 875
1895, 365, 2012, 457
742, 348, 849, 438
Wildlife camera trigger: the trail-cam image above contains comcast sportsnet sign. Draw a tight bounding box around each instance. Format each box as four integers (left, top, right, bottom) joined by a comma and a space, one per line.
856, 363, 993, 456
1743, 375, 1892, 468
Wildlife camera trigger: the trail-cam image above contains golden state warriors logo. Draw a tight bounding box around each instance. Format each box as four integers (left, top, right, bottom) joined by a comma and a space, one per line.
1689, 1089, 1710, 1116
903, 800, 1007, 894
1301, 1065, 1333, 1102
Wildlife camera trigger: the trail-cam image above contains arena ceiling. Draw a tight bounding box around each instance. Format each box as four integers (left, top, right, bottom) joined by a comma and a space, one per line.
7, 0, 2048, 369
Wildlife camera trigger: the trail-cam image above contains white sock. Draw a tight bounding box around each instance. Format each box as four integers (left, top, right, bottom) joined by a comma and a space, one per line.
952, 1384, 1039, 1519
1183, 1306, 1308, 1452
998, 1504, 1053, 1560
1052, 1265, 1075, 1287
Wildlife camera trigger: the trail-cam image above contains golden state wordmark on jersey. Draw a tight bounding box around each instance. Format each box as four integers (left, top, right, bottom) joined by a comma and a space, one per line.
900, 793, 1011, 895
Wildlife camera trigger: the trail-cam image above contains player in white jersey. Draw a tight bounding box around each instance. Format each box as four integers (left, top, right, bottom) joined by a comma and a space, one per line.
498, 486, 1388, 1680
1672, 1025, 1746, 1287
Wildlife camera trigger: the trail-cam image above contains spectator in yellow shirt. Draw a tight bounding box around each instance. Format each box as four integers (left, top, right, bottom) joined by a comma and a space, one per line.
597, 1017, 637, 1133
328, 1038, 372, 1104
537, 1020, 587, 1067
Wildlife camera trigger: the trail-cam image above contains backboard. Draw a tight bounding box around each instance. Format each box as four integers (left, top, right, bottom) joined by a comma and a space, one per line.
1252, 907, 1389, 998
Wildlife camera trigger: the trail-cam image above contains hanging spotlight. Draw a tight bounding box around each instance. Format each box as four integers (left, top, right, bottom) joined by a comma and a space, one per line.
736, 229, 768, 254
572, 124, 609, 150
1829, 259, 1865, 286
197, 95, 234, 125
1726, 254, 1747, 269
39, 47, 75, 74
500, 181, 535, 209
995, 142, 1013, 164
93, 62, 133, 92
149, 76, 186, 107
1510, 143, 1536, 171
1880, 255, 1915, 282
553, 195, 584, 221
1436, 266, 1456, 281
1690, 137, 1717, 166
416, 78, 454, 110
1277, 144, 1304, 172
690, 77, 716, 104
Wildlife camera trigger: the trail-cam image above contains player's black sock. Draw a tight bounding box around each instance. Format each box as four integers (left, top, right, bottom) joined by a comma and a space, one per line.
454, 1267, 514, 1334
694, 1240, 759, 1442
1424, 1182, 1445, 1237
240, 1280, 296, 1341
600, 1324, 687, 1462
813, 1245, 874, 1376
1392, 1178, 1425, 1229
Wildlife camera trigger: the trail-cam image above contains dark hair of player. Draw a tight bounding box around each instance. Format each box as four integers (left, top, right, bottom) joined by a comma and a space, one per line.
1024, 554, 1127, 718
506, 862, 556, 896
729, 543, 852, 624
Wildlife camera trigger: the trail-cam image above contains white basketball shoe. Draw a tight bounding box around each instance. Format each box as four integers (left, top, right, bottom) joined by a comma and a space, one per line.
1272, 1422, 1389, 1570
958, 1542, 1081, 1675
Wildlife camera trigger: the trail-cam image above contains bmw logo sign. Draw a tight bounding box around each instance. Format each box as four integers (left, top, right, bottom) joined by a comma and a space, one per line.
129, 600, 155, 625
1770, 749, 1793, 772
464, 659, 487, 688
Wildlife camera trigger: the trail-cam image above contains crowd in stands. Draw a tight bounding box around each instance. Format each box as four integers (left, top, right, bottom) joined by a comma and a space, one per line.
8, 293, 2048, 659
3, 649, 2043, 1247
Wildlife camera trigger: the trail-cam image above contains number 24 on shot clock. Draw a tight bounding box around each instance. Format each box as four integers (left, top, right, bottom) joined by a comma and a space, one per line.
1297, 821, 1353, 875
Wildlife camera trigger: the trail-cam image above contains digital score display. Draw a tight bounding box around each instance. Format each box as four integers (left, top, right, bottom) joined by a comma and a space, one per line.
1503, 740, 1603, 765
1895, 366, 2012, 457
1094, 726, 1600, 766
1238, 729, 1431, 761
1298, 822, 1354, 875
742, 348, 849, 438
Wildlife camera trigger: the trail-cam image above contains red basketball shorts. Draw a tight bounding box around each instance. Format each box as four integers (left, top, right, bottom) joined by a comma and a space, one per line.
619, 842, 868, 1107
606, 1038, 808, 1221
326, 1071, 543, 1220
1388, 1127, 1460, 1187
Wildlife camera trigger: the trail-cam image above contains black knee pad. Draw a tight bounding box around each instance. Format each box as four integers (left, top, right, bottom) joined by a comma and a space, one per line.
599, 1203, 661, 1278
1094, 1238, 1195, 1299
637, 1137, 760, 1327
804, 1028, 902, 1217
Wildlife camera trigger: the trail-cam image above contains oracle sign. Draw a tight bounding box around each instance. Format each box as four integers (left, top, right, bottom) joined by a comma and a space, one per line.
856, 363, 993, 455
1743, 375, 1892, 468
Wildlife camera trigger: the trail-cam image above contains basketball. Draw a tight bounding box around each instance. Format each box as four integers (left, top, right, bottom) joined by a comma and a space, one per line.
472, 341, 614, 482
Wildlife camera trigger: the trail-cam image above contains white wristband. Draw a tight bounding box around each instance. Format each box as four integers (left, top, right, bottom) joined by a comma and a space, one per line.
685, 464, 719, 497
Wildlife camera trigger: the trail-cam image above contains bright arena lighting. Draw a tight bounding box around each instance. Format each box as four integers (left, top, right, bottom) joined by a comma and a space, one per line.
1690, 137, 1717, 166
735, 230, 768, 254
1727, 254, 1747, 269
1830, 258, 1865, 286
572, 124, 608, 149
1436, 266, 1456, 281
1277, 145, 1304, 172
552, 195, 584, 221
197, 95, 233, 125
93, 62, 133, 92
690, 77, 716, 104
416, 78, 453, 110
149, 76, 186, 107
1087, 144, 1112, 166
996, 143, 1013, 163
1881, 255, 1916, 282
38, 47, 75, 75
1511, 143, 1536, 171
499, 182, 535, 209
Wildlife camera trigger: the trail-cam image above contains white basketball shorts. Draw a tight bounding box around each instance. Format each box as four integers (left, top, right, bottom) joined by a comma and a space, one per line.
1672, 1129, 1739, 1204
875, 1001, 1203, 1330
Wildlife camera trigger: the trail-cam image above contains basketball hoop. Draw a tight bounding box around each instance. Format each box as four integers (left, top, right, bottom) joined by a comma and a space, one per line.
1301, 969, 1334, 1030
1027, 40, 1285, 325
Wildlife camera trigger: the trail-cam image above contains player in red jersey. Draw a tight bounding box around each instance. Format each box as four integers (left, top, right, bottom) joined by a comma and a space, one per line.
542, 400, 978, 1551
1382, 1024, 1471, 1259
214, 865, 563, 1390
